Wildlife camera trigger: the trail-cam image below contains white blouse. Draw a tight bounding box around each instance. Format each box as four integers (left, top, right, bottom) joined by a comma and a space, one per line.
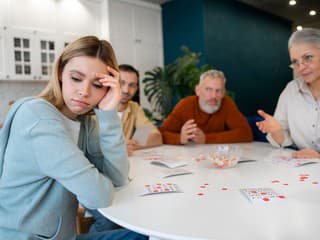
267, 78, 320, 151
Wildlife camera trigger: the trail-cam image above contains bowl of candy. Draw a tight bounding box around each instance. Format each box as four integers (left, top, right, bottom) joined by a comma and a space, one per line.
210, 145, 242, 169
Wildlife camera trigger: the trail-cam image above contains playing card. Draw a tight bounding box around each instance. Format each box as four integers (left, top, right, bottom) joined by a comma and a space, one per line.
240, 188, 286, 203
151, 159, 187, 168
141, 183, 182, 196
271, 155, 318, 167
161, 168, 193, 178
132, 125, 154, 146
142, 150, 164, 161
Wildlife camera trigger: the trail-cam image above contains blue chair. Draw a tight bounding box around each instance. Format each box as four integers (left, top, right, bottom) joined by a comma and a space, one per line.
246, 116, 267, 142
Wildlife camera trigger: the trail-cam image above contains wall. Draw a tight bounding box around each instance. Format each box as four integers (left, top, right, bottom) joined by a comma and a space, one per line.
0, 81, 47, 122
162, 0, 206, 64
203, 0, 292, 115
162, 0, 293, 116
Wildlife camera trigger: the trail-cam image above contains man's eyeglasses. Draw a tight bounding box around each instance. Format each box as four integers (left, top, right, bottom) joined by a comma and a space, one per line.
289, 54, 314, 69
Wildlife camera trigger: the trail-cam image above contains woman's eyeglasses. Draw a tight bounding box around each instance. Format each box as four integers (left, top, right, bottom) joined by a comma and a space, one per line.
289, 54, 314, 69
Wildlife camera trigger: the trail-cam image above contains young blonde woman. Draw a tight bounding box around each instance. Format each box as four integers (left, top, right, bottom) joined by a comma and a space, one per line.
0, 36, 147, 240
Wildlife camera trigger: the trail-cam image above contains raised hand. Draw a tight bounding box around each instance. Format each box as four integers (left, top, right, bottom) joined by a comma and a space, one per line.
180, 119, 197, 144
256, 109, 285, 145
97, 66, 121, 111
256, 110, 282, 134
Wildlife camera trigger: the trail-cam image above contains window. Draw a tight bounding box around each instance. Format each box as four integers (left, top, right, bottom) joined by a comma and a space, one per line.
13, 37, 31, 75
40, 39, 55, 76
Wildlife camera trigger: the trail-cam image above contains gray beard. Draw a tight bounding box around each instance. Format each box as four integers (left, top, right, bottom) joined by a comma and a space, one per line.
199, 99, 221, 114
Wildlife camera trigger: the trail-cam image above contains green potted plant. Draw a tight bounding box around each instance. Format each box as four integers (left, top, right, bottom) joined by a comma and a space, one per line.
143, 46, 212, 123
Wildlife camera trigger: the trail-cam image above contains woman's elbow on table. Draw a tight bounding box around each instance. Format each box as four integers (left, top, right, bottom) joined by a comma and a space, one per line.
80, 180, 115, 209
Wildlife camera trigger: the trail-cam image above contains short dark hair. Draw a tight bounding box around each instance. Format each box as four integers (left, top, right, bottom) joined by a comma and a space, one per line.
119, 64, 139, 80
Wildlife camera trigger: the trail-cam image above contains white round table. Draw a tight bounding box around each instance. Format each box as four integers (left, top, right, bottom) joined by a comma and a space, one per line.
99, 142, 320, 240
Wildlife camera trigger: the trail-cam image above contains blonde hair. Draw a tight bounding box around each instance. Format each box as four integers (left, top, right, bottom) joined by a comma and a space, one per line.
38, 36, 118, 113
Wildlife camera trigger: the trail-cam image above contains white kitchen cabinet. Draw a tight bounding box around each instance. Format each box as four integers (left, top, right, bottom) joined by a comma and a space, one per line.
109, 0, 164, 109
9, 0, 56, 32
0, 0, 102, 81
4, 29, 60, 81
0, 0, 9, 28
56, 0, 102, 37
6, 29, 35, 80
0, 28, 6, 80
0, 0, 163, 87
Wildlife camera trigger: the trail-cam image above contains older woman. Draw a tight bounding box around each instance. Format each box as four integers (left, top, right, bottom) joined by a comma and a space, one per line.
257, 28, 320, 158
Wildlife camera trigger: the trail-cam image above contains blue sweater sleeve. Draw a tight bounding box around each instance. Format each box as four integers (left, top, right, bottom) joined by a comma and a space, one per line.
25, 102, 127, 209
84, 109, 129, 187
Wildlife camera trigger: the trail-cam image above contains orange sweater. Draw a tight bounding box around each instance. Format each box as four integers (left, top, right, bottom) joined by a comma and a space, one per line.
160, 95, 253, 144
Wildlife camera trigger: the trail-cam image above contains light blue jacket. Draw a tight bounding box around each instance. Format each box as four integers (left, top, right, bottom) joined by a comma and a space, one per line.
0, 97, 129, 239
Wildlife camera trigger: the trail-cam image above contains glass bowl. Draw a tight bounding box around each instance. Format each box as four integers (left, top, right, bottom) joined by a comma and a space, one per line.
209, 145, 242, 169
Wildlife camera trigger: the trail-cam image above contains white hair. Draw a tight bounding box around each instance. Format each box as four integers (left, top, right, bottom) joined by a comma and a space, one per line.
199, 69, 226, 84
198, 99, 221, 114
288, 28, 320, 50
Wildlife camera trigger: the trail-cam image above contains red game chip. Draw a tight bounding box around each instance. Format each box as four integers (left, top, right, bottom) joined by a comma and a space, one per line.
278, 195, 286, 199
197, 193, 204, 196
262, 197, 270, 201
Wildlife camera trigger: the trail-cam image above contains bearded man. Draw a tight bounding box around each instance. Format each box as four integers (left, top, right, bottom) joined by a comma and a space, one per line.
159, 69, 253, 144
